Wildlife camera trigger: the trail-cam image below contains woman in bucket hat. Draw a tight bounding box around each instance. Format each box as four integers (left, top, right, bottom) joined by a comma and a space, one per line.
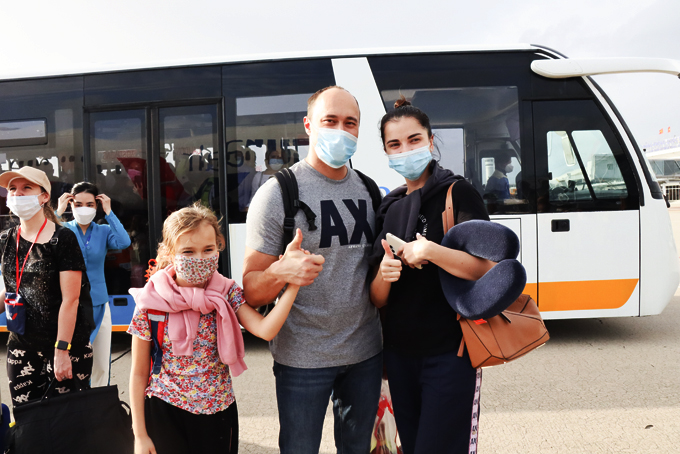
0, 167, 94, 407
369, 97, 495, 454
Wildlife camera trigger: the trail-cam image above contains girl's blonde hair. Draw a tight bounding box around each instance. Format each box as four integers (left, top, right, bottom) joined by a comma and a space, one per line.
154, 202, 225, 271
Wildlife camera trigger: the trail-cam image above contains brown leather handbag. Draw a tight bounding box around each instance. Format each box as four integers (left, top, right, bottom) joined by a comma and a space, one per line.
443, 183, 549, 368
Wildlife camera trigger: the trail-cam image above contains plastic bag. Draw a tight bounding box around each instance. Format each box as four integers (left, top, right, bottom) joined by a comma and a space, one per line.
370, 379, 403, 454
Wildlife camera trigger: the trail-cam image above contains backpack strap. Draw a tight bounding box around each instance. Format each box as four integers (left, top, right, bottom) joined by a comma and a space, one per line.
274, 168, 381, 255
0, 229, 10, 259
145, 309, 168, 378
274, 168, 317, 254
48, 225, 64, 256
353, 169, 382, 214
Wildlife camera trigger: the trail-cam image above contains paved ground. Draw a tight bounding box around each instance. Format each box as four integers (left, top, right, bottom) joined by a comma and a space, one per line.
2, 208, 680, 453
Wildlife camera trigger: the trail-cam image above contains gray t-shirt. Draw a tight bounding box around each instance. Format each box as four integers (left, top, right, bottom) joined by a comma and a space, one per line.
246, 160, 382, 368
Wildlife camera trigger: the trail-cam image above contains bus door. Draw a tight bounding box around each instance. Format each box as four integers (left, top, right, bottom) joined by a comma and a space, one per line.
533, 99, 641, 318
87, 104, 223, 327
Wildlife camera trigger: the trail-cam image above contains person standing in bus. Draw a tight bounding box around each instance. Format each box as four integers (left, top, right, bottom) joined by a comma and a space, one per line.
128, 203, 301, 454
369, 97, 494, 454
242, 86, 382, 454
484, 151, 513, 200
0, 167, 94, 406
57, 182, 131, 387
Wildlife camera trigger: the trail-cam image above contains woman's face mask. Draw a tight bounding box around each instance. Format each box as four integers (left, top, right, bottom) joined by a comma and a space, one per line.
387, 145, 433, 181
174, 254, 219, 285
72, 206, 97, 225
268, 158, 284, 171
6, 195, 43, 220
314, 128, 358, 169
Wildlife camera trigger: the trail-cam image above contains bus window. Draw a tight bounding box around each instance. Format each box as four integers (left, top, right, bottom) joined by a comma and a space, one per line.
368, 53, 532, 215
0, 77, 84, 229
223, 59, 335, 224
159, 105, 220, 217
0, 119, 47, 147
91, 110, 147, 291
377, 86, 526, 214
546, 130, 593, 203
573, 130, 627, 199
533, 100, 639, 212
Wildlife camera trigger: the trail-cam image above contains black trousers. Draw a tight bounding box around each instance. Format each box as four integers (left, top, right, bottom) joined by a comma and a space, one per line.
6, 339, 93, 406
145, 396, 239, 454
384, 349, 482, 454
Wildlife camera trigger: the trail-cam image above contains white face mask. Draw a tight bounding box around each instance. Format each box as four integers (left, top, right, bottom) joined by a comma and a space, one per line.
72, 206, 97, 225
6, 195, 43, 220
505, 164, 514, 173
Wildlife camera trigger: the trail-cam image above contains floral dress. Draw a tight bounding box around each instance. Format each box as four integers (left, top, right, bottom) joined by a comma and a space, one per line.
127, 283, 245, 414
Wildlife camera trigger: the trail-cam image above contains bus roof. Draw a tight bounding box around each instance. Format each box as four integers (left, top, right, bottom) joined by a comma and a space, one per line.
0, 43, 542, 81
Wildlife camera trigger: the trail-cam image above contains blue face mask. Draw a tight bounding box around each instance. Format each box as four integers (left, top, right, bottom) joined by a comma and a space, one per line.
268, 158, 284, 171
314, 128, 358, 168
387, 145, 433, 180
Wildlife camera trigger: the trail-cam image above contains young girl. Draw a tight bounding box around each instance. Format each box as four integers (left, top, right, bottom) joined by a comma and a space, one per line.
128, 203, 301, 454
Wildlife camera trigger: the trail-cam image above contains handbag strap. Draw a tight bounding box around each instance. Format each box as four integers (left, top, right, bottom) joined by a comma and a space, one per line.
442, 181, 457, 233
443, 183, 468, 358
42, 376, 88, 402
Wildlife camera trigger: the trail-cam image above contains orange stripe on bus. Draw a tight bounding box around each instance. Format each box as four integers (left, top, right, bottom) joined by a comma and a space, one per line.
0, 325, 131, 332
524, 279, 639, 312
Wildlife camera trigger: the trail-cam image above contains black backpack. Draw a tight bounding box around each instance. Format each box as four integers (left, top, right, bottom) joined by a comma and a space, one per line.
273, 168, 382, 254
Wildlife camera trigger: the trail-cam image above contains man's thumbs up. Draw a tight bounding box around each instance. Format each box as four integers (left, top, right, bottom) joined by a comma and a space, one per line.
285, 228, 304, 253
278, 228, 325, 286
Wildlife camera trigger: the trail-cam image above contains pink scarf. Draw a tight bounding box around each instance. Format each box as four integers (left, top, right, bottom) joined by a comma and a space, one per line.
129, 266, 247, 377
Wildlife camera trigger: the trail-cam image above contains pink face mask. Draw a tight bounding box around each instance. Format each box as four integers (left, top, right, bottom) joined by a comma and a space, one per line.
174, 254, 219, 285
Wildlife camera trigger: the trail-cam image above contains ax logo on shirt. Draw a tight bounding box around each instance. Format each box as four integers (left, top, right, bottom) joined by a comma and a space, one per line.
319, 199, 374, 248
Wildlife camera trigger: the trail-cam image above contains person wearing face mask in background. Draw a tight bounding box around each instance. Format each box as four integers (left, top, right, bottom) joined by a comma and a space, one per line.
369, 97, 493, 454
57, 182, 131, 387
0, 167, 94, 407
484, 152, 513, 200
243, 86, 382, 454
249, 148, 285, 200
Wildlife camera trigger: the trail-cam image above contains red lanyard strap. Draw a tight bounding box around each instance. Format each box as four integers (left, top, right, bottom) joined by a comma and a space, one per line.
15, 218, 48, 293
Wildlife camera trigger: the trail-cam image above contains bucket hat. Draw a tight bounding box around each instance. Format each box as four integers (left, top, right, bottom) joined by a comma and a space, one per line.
439, 220, 526, 320
0, 167, 52, 196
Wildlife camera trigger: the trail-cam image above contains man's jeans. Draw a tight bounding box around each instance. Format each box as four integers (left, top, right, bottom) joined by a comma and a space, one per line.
273, 352, 382, 454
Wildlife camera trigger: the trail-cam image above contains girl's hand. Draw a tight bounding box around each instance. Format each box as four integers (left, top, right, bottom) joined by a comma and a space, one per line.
399, 233, 430, 269
134, 434, 157, 454
380, 239, 402, 282
96, 194, 112, 215
53, 349, 72, 381
56, 193, 73, 216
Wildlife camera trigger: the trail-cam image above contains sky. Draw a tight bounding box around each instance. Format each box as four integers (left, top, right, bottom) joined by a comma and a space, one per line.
1, 0, 679, 148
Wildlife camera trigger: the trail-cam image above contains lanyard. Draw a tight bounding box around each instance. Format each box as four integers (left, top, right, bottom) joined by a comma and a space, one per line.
83, 230, 92, 249
15, 218, 48, 294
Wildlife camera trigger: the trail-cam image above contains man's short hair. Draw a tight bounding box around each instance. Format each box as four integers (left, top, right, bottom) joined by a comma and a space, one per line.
307, 85, 360, 119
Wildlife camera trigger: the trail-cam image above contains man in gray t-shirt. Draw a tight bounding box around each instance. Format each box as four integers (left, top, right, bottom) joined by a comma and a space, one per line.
243, 86, 382, 454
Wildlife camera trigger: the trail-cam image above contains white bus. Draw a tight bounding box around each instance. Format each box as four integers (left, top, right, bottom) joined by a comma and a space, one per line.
0, 44, 677, 331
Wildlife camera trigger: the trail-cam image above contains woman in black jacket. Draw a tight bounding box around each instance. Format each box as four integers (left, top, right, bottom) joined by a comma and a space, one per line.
369, 97, 494, 454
